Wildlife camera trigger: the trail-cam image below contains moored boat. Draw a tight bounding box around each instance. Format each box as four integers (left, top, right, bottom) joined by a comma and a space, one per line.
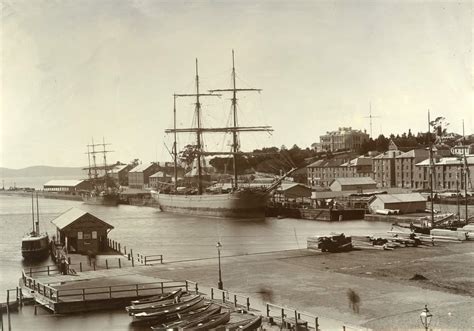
22, 193, 49, 260
131, 289, 183, 305
152, 52, 295, 220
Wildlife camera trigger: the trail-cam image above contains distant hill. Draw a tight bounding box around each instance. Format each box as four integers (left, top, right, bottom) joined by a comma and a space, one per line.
0, 166, 86, 178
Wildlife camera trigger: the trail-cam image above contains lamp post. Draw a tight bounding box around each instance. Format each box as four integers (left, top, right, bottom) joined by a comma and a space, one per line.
216, 241, 223, 290
420, 305, 433, 331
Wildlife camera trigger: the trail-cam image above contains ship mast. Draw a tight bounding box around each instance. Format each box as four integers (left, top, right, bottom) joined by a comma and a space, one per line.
86, 139, 113, 190
462, 119, 469, 222
36, 192, 40, 234
428, 110, 434, 226
173, 94, 178, 191
209, 50, 262, 190
31, 193, 35, 234
173, 59, 220, 194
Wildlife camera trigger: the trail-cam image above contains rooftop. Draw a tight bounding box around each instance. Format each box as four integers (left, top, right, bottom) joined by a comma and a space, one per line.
129, 163, 156, 173
44, 179, 84, 187
371, 193, 426, 204
331, 177, 376, 186
51, 207, 114, 230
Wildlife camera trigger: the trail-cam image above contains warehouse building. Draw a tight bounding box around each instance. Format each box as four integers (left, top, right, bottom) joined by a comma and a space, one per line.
368, 193, 426, 214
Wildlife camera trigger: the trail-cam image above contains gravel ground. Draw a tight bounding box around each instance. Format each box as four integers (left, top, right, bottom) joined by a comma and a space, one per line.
138, 241, 474, 330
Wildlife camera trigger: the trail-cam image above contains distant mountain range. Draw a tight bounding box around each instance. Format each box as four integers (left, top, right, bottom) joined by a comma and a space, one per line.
0, 166, 86, 178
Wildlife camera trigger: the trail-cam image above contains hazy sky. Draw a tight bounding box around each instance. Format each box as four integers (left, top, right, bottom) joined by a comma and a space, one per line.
1, 0, 472, 168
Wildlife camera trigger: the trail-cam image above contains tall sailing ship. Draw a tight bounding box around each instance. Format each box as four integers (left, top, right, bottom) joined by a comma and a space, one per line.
151, 51, 293, 219
82, 139, 119, 206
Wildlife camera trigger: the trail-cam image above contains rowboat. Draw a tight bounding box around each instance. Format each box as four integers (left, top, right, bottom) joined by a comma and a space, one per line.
151, 304, 221, 330
184, 311, 231, 330
218, 315, 263, 331
132, 296, 205, 323
131, 289, 183, 305
127, 293, 188, 314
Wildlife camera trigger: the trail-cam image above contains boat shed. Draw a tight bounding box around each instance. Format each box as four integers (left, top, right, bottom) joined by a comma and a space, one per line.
273, 182, 312, 202
51, 208, 114, 254
329, 177, 377, 192
43, 180, 91, 193
368, 193, 427, 214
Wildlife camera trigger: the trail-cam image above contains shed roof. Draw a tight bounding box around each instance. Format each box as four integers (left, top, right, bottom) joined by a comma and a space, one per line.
370, 193, 426, 204
150, 171, 169, 178
278, 182, 311, 191
51, 207, 113, 230
44, 179, 84, 187
111, 164, 130, 173
129, 163, 156, 173
340, 156, 373, 167
331, 177, 376, 186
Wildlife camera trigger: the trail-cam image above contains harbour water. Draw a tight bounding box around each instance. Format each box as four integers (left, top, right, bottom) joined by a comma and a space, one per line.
1, 193, 471, 330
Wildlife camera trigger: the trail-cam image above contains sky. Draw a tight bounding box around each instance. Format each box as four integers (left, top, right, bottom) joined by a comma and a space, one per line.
1, 0, 472, 168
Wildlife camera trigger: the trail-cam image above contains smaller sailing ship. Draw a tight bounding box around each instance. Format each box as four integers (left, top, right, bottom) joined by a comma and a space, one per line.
22, 193, 49, 260
82, 138, 119, 206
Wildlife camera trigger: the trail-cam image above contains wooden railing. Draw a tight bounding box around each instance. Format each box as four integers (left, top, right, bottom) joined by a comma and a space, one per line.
22, 271, 59, 301
209, 287, 251, 311
266, 302, 319, 330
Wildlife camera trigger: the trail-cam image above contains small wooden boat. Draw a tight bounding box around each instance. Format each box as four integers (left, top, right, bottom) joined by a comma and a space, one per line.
216, 315, 263, 331
131, 296, 205, 323
151, 304, 221, 330
131, 289, 183, 305
184, 311, 231, 330
127, 293, 192, 314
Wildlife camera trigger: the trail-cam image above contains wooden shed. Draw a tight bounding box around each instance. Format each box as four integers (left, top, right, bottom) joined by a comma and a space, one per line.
368, 193, 427, 214
329, 177, 377, 192
51, 208, 114, 254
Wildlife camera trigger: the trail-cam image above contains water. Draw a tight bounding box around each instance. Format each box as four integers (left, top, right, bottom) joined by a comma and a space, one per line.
1, 193, 471, 329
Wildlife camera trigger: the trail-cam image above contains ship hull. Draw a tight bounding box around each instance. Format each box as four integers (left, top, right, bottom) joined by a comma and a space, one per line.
152, 190, 268, 219
22, 235, 50, 260
82, 194, 119, 206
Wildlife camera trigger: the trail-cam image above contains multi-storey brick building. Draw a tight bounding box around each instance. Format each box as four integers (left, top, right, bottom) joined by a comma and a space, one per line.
372, 141, 403, 188
306, 154, 372, 188
414, 156, 474, 190
394, 149, 430, 188
319, 127, 369, 152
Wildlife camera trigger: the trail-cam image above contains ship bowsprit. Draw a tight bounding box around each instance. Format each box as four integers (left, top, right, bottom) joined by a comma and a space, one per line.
151, 190, 268, 219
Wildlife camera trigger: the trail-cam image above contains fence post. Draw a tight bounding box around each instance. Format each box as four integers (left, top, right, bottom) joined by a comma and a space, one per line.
145, 256, 147, 266
195, 283, 198, 294
222, 291, 225, 303
124, 246, 127, 255
82, 288, 85, 301
68, 257, 71, 265
266, 304, 270, 317
132, 256, 135, 267
80, 262, 82, 272
118, 243, 121, 253
109, 286, 112, 298
234, 294, 237, 307
315, 317, 319, 331
281, 308, 285, 325
343, 326, 346, 331
93, 261, 96, 271
211, 288, 214, 299
246, 297, 250, 310
294, 310, 298, 326
130, 249, 133, 262
106, 259, 108, 269
185, 281, 189, 293
135, 284, 139, 296
47, 266, 50, 275
118, 258, 121, 268
160, 282, 164, 293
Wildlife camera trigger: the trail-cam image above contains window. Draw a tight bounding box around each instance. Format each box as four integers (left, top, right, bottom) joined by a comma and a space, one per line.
78, 232, 83, 239
92, 231, 97, 239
